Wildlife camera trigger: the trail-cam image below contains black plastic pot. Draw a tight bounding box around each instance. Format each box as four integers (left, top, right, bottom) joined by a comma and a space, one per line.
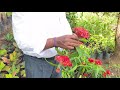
97, 52, 103, 60
102, 50, 106, 60
102, 50, 111, 60
105, 53, 111, 59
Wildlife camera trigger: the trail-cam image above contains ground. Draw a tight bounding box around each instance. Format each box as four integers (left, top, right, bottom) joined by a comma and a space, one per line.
103, 55, 120, 78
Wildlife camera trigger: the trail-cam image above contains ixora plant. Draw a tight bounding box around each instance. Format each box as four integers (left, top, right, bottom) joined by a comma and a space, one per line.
47, 27, 111, 78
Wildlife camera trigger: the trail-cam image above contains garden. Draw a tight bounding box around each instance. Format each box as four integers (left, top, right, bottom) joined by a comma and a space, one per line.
0, 12, 120, 78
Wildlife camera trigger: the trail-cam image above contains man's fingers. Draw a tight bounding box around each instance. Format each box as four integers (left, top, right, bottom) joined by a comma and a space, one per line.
67, 46, 74, 50
71, 33, 79, 40
69, 43, 80, 47
68, 39, 81, 44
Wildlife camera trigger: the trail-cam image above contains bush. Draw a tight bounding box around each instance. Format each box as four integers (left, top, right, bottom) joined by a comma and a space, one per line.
66, 12, 117, 57
0, 33, 25, 78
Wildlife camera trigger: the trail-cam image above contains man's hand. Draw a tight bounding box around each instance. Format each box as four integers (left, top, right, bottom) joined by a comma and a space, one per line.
44, 33, 81, 50
56, 34, 81, 50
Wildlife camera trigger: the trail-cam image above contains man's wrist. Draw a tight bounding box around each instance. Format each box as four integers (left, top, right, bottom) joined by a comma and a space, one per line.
53, 37, 57, 47
53, 37, 59, 47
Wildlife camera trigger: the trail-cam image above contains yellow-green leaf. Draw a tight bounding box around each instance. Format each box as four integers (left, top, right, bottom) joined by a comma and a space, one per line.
0, 61, 5, 71
2, 66, 11, 72
5, 74, 13, 78
13, 51, 17, 57
9, 54, 14, 61
13, 76, 19, 78
0, 49, 7, 56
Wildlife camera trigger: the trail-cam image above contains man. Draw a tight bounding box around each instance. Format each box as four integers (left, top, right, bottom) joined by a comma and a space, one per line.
12, 12, 81, 78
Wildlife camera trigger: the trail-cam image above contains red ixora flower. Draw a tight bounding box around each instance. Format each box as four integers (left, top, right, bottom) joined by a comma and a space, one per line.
83, 73, 88, 77
106, 70, 111, 75
56, 68, 60, 73
55, 55, 73, 67
95, 59, 102, 65
72, 27, 90, 39
88, 58, 95, 63
103, 70, 111, 78
103, 72, 107, 78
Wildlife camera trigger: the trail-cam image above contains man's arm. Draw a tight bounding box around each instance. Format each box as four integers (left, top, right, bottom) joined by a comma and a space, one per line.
44, 34, 81, 50
43, 38, 54, 50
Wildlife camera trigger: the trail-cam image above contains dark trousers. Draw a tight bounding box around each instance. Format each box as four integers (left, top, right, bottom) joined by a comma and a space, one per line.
23, 54, 61, 78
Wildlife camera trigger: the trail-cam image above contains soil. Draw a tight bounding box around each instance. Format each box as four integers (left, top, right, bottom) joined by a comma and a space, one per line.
103, 53, 120, 77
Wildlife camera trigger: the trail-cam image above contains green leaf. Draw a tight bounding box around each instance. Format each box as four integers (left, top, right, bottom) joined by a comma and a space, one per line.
62, 71, 68, 78
68, 65, 78, 73
82, 68, 86, 74
2, 66, 11, 72
0, 61, 5, 71
6, 12, 12, 17
13, 76, 19, 78
19, 61, 25, 66
80, 38, 88, 43
45, 58, 58, 67
11, 64, 16, 73
21, 70, 25, 76
13, 51, 17, 57
4, 33, 14, 41
0, 49, 7, 56
55, 47, 64, 55
5, 74, 13, 78
69, 51, 79, 58
9, 54, 14, 61
9, 51, 18, 62
76, 47, 84, 57
21, 64, 25, 69
95, 66, 99, 78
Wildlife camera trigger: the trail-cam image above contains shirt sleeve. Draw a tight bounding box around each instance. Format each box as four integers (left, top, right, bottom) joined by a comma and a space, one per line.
12, 12, 48, 55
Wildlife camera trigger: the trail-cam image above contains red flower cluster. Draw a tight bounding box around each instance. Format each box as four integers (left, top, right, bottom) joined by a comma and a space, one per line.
88, 58, 102, 65
103, 70, 111, 78
73, 27, 90, 39
55, 55, 72, 67
95, 59, 102, 65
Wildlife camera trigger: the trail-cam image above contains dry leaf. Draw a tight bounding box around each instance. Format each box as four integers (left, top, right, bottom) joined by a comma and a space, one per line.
2, 57, 10, 64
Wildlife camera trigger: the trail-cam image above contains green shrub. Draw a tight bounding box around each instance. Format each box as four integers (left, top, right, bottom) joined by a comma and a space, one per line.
67, 12, 117, 54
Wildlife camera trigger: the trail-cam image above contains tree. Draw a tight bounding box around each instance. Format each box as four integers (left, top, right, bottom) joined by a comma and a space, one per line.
0, 12, 12, 47
105, 12, 120, 64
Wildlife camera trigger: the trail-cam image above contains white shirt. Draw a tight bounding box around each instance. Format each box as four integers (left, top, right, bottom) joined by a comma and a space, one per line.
12, 12, 72, 58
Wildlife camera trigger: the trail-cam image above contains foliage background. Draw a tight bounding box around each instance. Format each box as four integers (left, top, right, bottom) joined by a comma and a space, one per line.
0, 12, 119, 78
